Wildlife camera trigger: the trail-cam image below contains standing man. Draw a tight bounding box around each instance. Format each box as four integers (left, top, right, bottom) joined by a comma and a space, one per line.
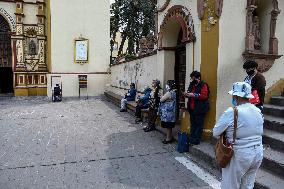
183, 71, 210, 145
243, 60, 266, 111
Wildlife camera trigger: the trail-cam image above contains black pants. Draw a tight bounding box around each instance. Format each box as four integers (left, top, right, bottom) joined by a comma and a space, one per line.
147, 108, 158, 128
135, 104, 149, 118
189, 113, 205, 145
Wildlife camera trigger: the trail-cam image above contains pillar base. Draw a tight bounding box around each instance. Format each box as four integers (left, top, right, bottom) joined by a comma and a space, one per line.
269, 37, 278, 54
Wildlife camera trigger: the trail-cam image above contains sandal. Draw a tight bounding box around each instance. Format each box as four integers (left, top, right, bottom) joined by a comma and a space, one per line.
144, 127, 155, 132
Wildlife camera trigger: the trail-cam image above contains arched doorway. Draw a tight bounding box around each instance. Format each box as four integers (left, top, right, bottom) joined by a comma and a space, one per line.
175, 30, 186, 110
158, 5, 196, 116
0, 15, 13, 94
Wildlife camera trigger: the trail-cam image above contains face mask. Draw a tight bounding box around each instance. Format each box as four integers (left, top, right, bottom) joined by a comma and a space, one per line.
232, 98, 238, 106
191, 79, 198, 85
165, 84, 170, 91
246, 70, 255, 75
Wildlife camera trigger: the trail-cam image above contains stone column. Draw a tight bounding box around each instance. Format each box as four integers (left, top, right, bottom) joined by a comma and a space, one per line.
245, 5, 257, 52
37, 0, 47, 71
14, 0, 26, 71
269, 8, 281, 54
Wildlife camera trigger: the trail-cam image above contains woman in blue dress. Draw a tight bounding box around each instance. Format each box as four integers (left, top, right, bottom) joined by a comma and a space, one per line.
159, 80, 177, 144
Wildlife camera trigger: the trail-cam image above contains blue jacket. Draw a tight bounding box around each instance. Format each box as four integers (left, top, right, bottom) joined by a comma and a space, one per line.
125, 88, 137, 101
139, 89, 151, 105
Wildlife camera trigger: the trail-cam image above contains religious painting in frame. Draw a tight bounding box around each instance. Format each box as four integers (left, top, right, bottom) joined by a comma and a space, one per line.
74, 38, 89, 64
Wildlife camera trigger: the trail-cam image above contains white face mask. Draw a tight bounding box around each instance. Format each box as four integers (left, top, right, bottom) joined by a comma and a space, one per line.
165, 84, 170, 91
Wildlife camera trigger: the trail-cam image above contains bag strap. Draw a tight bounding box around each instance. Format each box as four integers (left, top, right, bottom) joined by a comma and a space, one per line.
232, 107, 238, 144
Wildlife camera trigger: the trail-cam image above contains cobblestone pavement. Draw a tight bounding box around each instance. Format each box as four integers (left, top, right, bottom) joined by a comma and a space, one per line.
0, 97, 215, 189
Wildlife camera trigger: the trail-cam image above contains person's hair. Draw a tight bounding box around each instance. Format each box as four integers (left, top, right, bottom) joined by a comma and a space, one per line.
153, 79, 161, 89
243, 60, 258, 69
190, 71, 201, 79
130, 83, 135, 88
167, 80, 176, 90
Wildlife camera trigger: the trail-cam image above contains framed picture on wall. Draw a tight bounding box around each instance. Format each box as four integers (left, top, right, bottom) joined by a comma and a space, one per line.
74, 38, 89, 64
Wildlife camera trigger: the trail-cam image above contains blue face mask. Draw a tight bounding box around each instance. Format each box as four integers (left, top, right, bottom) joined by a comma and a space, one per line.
232, 98, 237, 106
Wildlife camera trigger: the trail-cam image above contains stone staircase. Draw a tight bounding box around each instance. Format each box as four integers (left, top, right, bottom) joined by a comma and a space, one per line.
188, 93, 284, 189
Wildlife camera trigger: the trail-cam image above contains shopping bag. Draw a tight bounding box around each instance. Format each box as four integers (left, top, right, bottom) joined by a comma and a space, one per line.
177, 132, 189, 153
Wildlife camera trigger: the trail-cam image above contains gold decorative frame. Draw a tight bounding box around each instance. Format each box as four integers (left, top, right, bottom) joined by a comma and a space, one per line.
74, 37, 89, 64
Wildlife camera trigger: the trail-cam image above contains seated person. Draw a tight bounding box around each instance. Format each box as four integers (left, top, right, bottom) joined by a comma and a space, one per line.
53, 84, 62, 101
54, 84, 61, 96
120, 83, 137, 112
135, 86, 152, 123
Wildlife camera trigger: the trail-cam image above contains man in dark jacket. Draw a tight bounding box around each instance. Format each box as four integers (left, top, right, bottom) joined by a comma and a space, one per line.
183, 71, 209, 145
120, 83, 137, 112
243, 60, 266, 111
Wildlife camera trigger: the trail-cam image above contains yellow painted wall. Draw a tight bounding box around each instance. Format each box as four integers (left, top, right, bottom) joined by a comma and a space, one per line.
200, 0, 219, 139
14, 88, 28, 96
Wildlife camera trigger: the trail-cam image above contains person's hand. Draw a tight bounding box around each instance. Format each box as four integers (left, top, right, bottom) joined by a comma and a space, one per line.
184, 92, 194, 97
187, 93, 195, 97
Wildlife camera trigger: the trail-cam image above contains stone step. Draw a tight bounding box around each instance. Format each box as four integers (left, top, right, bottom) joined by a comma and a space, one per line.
255, 168, 284, 189
262, 148, 284, 179
270, 96, 284, 106
264, 115, 284, 133
187, 142, 284, 189
263, 104, 284, 117
263, 129, 284, 153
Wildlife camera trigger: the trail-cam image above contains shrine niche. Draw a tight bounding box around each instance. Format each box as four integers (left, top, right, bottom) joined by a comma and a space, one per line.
243, 0, 282, 73
159, 5, 196, 48
28, 39, 37, 55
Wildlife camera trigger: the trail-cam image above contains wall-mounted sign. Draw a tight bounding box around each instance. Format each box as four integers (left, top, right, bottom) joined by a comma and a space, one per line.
74, 37, 89, 64
78, 75, 87, 88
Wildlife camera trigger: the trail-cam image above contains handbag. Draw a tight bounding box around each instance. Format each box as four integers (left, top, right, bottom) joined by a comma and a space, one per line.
215, 107, 238, 168
249, 89, 260, 104
177, 132, 189, 153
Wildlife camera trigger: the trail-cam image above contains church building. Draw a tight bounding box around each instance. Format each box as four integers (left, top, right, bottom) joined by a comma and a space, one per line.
0, 0, 110, 97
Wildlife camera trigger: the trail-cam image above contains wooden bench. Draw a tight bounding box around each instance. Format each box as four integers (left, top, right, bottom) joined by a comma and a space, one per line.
104, 91, 149, 121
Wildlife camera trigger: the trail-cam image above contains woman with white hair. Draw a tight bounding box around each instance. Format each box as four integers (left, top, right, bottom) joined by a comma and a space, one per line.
213, 82, 263, 189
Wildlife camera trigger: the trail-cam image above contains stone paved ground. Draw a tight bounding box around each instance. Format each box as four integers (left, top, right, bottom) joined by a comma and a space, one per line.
0, 97, 215, 189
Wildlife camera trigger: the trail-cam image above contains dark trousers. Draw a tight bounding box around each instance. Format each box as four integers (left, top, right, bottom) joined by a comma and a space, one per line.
189, 113, 205, 145
135, 104, 148, 118
147, 108, 158, 128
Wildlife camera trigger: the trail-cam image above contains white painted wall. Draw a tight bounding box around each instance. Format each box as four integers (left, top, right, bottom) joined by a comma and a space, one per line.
47, 73, 110, 97
217, 0, 247, 118
48, 0, 110, 97
110, 54, 157, 95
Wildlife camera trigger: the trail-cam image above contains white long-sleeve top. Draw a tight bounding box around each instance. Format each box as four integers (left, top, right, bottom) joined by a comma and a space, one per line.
213, 103, 263, 149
